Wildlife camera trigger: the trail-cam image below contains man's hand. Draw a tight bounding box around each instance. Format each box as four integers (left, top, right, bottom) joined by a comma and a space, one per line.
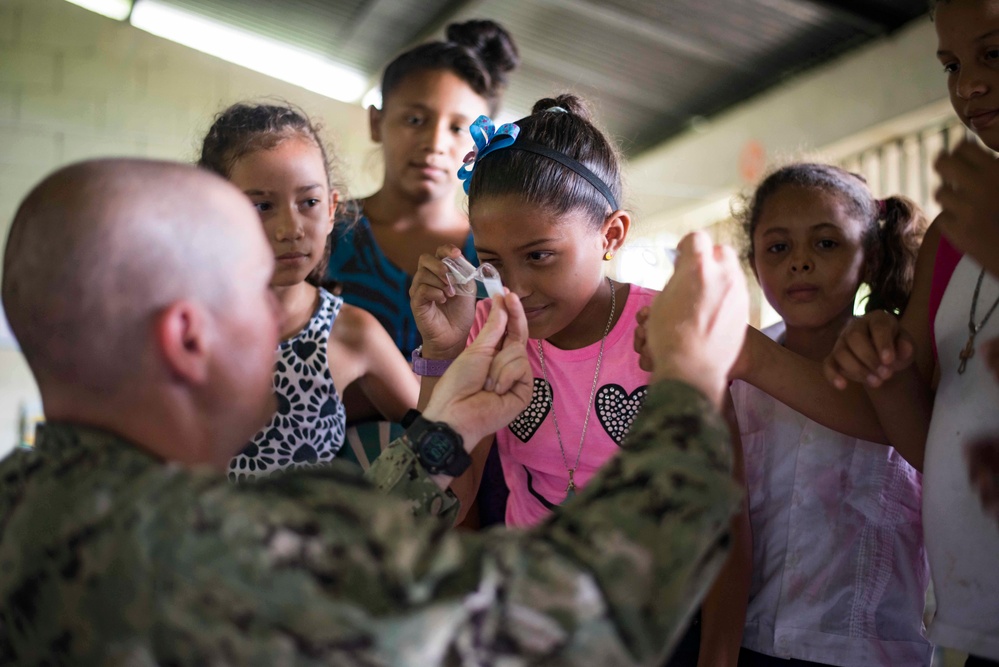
935, 139, 999, 279
633, 305, 653, 372
422, 292, 532, 446
644, 231, 749, 408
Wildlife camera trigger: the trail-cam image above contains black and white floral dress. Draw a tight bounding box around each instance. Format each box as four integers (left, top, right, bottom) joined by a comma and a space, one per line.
229, 288, 347, 482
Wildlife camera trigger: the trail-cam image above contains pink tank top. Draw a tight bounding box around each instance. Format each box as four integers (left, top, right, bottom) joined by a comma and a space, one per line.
468, 284, 655, 527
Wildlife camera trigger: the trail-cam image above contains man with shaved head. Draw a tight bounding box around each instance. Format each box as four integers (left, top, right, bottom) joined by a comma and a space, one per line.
0, 158, 747, 666
2, 159, 279, 468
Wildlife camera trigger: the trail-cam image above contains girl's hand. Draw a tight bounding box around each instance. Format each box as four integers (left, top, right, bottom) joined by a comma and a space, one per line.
967, 439, 999, 529
410, 244, 477, 359
935, 140, 999, 280
983, 337, 999, 385
824, 311, 916, 390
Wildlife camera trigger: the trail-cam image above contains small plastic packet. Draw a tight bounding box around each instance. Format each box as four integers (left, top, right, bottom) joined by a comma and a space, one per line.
442, 254, 504, 299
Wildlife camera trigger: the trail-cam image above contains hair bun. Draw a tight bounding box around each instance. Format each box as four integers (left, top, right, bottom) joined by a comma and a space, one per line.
530, 94, 592, 122
446, 20, 520, 89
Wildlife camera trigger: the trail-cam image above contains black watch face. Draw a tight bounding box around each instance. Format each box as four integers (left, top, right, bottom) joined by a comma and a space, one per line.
421, 430, 454, 467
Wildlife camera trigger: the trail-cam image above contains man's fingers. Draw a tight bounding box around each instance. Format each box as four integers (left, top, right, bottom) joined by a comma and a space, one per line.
470, 299, 509, 353
501, 292, 528, 349
636, 305, 650, 325
676, 230, 713, 265
488, 346, 531, 395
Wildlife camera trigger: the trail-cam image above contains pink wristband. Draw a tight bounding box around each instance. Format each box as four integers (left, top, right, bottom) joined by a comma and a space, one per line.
411, 346, 454, 377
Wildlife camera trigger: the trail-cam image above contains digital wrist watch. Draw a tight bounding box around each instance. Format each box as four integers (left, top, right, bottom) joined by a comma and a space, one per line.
403, 411, 471, 477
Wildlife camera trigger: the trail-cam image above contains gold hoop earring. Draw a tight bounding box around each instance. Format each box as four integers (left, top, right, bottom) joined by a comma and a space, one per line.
603, 251, 614, 261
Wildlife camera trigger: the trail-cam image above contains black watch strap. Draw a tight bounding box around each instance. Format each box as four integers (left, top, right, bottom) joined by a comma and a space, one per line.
401, 408, 421, 429
405, 414, 471, 477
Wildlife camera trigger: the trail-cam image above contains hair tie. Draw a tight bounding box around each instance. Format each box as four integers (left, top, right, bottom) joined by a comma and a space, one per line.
545, 106, 568, 114
876, 199, 888, 220
457, 114, 619, 211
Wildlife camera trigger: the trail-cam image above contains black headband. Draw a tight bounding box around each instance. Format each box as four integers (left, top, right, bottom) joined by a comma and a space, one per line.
481, 138, 619, 212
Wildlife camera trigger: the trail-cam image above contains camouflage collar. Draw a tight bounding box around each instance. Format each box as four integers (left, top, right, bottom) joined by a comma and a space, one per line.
33, 422, 160, 470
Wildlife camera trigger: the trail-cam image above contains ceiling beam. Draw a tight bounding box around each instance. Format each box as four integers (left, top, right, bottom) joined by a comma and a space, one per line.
796, 0, 915, 35
544, 0, 755, 73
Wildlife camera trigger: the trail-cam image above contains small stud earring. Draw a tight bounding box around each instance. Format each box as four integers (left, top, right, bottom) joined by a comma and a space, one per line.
603, 251, 614, 261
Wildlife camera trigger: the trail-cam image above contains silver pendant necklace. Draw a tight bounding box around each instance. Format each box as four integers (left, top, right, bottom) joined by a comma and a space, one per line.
537, 277, 616, 502
958, 268, 999, 374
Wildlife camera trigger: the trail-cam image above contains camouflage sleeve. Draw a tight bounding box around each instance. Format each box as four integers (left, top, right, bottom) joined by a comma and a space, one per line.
444, 379, 742, 665
175, 379, 737, 666
0, 381, 736, 666
363, 435, 460, 522
293, 379, 738, 666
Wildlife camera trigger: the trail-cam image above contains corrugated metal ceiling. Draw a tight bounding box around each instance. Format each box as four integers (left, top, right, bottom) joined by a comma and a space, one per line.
143, 0, 931, 156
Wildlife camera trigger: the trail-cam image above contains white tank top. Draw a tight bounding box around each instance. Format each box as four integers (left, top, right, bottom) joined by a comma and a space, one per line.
924, 255, 999, 660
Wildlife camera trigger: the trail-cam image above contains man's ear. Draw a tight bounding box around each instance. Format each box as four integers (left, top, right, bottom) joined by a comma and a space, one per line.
601, 209, 631, 255
369, 105, 383, 144
155, 301, 210, 385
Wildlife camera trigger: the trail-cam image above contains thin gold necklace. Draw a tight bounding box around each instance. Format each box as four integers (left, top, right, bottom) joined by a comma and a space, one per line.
958, 268, 999, 374
536, 277, 616, 501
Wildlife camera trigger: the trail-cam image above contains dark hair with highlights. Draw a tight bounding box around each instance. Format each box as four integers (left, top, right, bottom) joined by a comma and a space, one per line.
198, 101, 345, 288
380, 20, 519, 115
467, 93, 623, 228
735, 163, 928, 314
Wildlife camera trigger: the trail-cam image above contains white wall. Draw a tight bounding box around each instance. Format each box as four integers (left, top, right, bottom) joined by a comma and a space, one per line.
0, 0, 382, 458
626, 16, 953, 236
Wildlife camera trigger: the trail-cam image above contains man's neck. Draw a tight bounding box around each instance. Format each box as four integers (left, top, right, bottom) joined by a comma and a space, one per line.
41, 390, 225, 472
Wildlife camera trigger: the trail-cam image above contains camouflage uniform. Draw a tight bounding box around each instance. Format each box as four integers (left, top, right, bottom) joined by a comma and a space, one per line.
0, 380, 740, 666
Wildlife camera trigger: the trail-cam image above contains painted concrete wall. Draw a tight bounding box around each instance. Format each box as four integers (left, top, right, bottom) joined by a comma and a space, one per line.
0, 0, 961, 459
0, 0, 379, 457
625, 15, 953, 236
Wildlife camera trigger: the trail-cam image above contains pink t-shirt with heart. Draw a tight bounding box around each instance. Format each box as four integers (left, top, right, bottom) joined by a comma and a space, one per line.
468, 283, 656, 527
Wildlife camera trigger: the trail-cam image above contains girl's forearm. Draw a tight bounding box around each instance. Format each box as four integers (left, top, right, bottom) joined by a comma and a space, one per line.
739, 328, 888, 444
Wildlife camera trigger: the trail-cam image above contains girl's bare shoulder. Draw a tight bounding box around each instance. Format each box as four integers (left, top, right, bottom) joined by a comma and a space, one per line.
329, 303, 384, 350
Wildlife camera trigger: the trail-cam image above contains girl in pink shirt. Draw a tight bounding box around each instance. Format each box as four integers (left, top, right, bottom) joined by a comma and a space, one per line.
410, 93, 751, 667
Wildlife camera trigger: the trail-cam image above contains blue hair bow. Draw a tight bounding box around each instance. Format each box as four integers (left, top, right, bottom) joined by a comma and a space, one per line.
457, 115, 520, 194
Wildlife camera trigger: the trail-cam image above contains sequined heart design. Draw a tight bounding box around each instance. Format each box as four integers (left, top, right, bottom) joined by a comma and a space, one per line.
596, 384, 649, 445
508, 378, 552, 442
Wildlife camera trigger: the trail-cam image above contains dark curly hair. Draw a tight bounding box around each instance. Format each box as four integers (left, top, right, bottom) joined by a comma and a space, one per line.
734, 163, 928, 315
198, 101, 345, 288
467, 93, 623, 228
380, 20, 519, 115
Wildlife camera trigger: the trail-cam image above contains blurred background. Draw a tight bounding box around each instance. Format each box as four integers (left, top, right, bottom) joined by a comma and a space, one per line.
0, 0, 954, 439
0, 0, 967, 661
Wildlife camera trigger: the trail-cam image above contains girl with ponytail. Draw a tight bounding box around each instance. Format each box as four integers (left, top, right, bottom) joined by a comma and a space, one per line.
729, 163, 933, 666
